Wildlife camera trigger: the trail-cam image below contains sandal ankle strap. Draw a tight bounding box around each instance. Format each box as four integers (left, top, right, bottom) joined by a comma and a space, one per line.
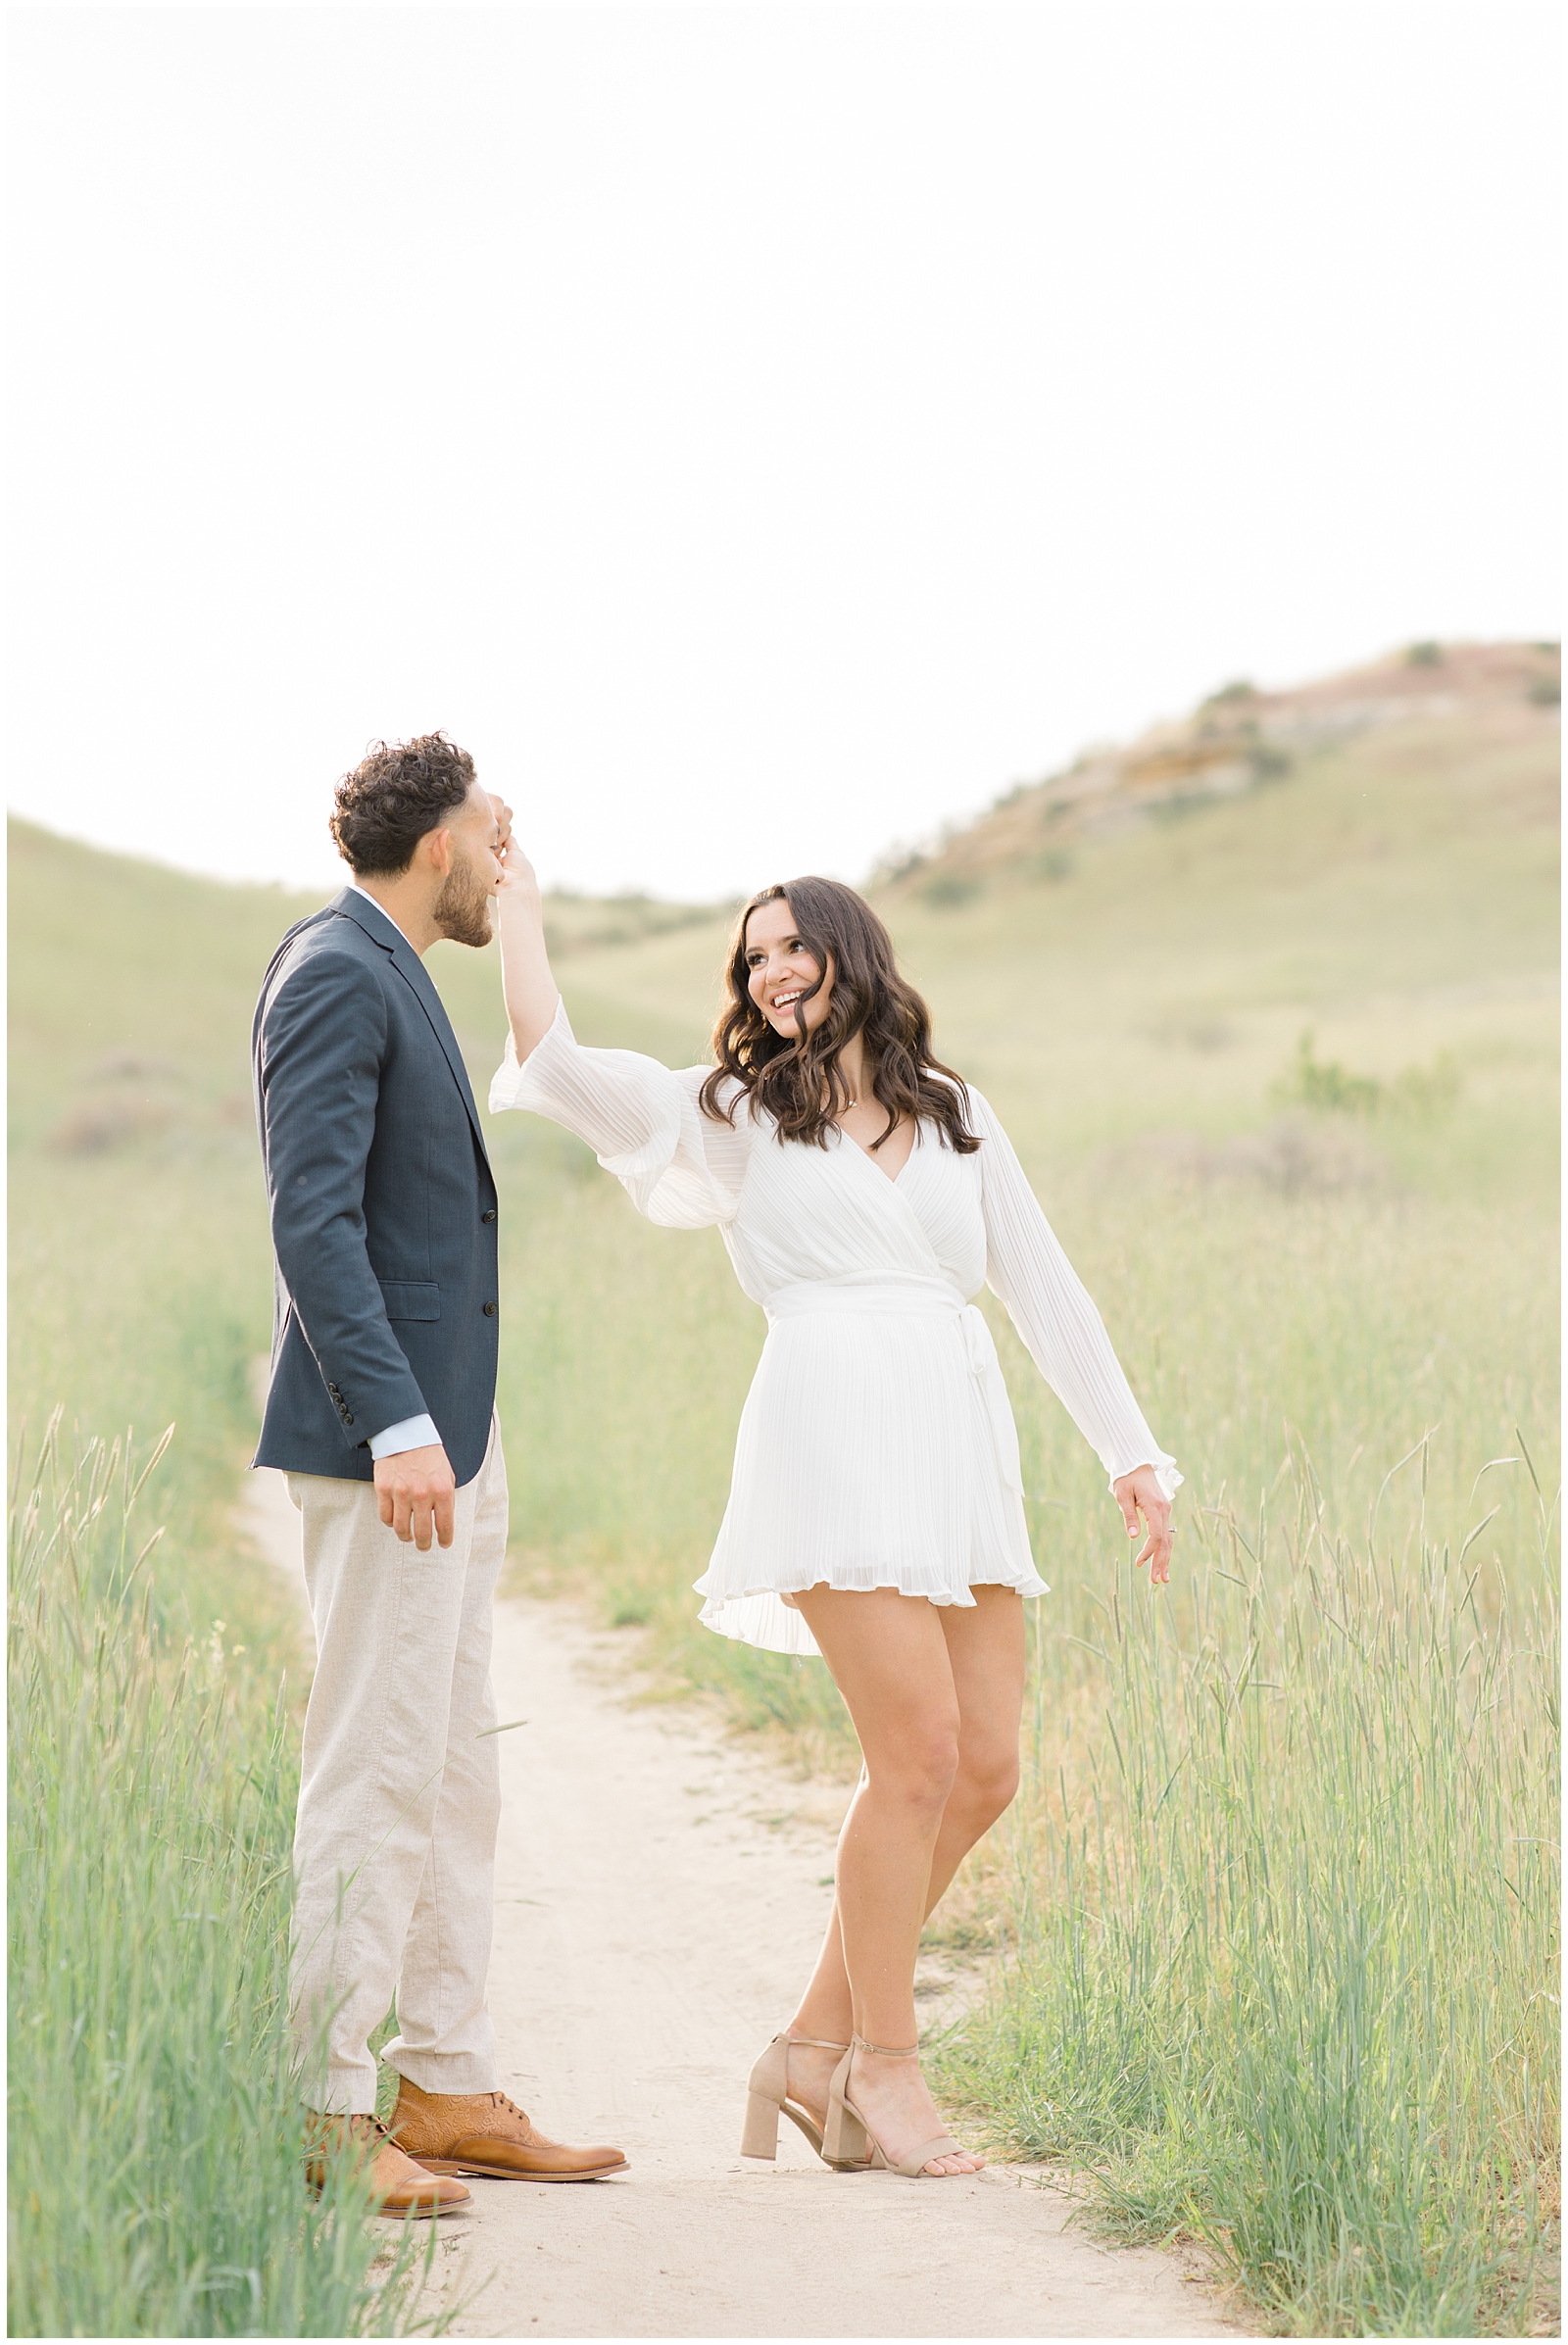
786, 2032, 852, 2052
852, 2034, 921, 2058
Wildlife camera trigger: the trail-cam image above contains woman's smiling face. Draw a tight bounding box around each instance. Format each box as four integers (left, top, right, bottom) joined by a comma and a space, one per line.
744, 897, 835, 1038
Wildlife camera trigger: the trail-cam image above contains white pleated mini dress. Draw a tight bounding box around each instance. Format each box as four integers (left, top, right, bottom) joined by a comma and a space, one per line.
490, 1002, 1179, 1659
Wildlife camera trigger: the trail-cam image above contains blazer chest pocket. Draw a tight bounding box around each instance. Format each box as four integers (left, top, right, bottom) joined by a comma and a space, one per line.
378, 1280, 441, 1322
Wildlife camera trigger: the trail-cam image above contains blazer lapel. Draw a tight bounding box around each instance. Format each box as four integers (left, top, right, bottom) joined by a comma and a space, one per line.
332, 890, 492, 1168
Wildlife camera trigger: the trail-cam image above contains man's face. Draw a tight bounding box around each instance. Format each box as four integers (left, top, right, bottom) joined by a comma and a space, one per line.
431, 780, 505, 949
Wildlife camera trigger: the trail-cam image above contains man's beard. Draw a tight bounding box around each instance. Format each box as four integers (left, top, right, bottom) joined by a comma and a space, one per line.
432, 850, 494, 949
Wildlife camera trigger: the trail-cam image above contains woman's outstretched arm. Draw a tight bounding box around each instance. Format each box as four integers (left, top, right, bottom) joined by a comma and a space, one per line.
494, 845, 560, 1061
972, 1088, 1179, 1581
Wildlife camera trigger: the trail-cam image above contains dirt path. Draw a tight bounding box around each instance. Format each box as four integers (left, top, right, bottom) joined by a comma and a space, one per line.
243, 1468, 1249, 2339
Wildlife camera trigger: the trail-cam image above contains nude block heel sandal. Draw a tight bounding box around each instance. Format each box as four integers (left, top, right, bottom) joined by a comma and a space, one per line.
823, 2036, 966, 2177
740, 2032, 850, 2161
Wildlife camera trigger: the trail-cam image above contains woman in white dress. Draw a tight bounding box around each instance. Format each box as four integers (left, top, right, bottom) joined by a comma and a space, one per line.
490, 855, 1178, 2180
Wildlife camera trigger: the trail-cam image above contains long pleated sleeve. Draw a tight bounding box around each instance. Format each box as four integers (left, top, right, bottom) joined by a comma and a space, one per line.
487, 997, 751, 1230
973, 1090, 1181, 1500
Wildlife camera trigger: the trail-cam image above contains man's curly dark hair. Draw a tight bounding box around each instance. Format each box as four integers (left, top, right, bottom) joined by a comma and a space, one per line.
329, 733, 476, 876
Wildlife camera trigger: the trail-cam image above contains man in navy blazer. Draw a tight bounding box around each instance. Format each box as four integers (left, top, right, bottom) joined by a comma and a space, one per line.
253, 735, 625, 2215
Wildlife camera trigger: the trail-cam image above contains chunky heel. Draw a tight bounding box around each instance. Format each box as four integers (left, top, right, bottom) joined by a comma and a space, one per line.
741, 2087, 780, 2159
822, 2043, 873, 2170
739, 2030, 849, 2164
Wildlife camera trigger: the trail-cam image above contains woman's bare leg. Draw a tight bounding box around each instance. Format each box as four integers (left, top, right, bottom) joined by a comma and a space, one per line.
781, 1588, 1026, 2158
929, 1584, 1026, 1886
777, 1586, 1024, 2174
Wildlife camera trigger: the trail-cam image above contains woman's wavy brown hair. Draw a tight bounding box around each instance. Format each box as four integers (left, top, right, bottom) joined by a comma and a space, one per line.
698, 877, 981, 1153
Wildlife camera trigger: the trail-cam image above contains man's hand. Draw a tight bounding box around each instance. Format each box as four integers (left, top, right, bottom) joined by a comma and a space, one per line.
1112, 1464, 1174, 1588
374, 1442, 457, 1551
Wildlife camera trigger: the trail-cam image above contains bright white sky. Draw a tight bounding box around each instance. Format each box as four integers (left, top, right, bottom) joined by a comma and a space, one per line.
8, 3, 1560, 903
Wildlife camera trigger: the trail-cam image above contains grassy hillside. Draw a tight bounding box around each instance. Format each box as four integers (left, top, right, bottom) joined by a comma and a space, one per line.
7, 641, 1559, 2333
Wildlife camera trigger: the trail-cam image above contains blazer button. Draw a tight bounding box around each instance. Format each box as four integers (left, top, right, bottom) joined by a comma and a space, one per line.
483, 1300, 498, 1317
481, 1209, 497, 1224
344, 1414, 354, 1426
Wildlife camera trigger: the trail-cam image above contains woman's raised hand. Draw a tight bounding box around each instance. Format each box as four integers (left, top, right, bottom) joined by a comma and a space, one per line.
488, 793, 538, 895
490, 806, 557, 1059
1112, 1465, 1174, 1587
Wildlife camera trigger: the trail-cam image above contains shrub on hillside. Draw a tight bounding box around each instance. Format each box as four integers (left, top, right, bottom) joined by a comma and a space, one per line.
1271, 1030, 1461, 1120
921, 872, 983, 909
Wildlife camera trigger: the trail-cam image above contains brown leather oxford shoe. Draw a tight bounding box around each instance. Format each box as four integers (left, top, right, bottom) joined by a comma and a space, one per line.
305, 2110, 471, 2218
389, 2075, 629, 2181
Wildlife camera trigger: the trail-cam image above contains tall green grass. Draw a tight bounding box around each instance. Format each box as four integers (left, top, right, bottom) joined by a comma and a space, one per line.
7, 1412, 434, 2336
935, 1440, 1558, 2335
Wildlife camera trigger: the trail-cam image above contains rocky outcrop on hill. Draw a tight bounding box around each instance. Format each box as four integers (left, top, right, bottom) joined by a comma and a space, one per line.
874, 639, 1560, 899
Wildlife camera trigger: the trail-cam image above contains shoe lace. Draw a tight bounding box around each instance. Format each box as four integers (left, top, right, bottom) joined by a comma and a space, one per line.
307, 2112, 393, 2159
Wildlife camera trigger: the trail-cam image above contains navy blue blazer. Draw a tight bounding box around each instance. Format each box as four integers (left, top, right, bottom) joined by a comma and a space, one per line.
251, 889, 500, 1487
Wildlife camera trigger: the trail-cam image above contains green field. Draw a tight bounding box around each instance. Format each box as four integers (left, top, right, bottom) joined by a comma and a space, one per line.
8, 665, 1559, 2333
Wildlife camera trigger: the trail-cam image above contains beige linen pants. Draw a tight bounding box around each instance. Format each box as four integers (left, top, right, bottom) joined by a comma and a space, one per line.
287, 1417, 508, 2114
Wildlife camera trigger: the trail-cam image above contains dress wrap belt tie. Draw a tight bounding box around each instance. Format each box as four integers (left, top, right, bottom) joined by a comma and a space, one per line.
764, 1276, 1024, 1497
